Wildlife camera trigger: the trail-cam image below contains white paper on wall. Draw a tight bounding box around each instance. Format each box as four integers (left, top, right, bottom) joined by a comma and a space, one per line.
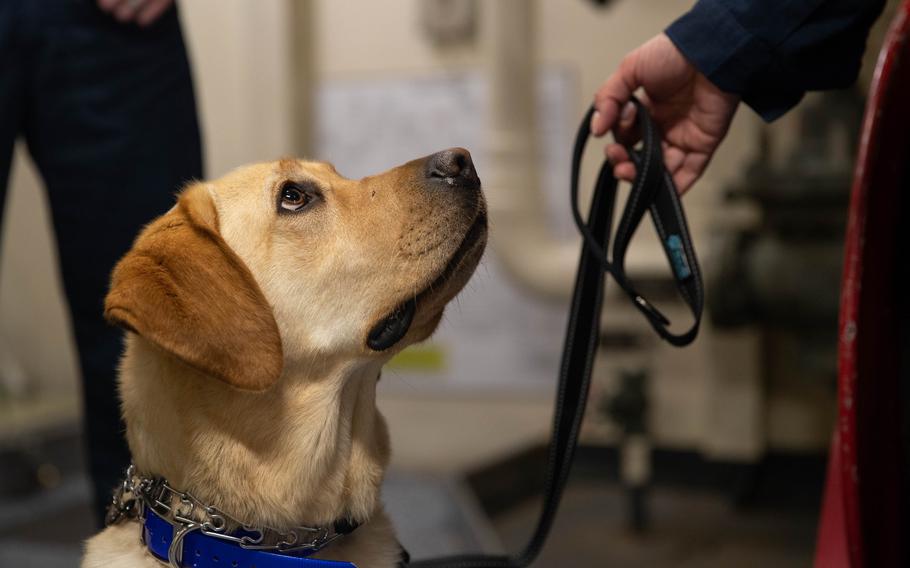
316, 69, 577, 393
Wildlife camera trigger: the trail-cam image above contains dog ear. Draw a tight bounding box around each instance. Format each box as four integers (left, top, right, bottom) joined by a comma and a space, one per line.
104, 184, 283, 391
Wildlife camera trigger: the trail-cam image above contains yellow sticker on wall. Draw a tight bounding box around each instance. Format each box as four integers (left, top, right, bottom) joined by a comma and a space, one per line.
387, 344, 446, 372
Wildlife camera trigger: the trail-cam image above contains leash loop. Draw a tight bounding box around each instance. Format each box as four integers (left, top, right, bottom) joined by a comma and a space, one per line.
571, 98, 703, 346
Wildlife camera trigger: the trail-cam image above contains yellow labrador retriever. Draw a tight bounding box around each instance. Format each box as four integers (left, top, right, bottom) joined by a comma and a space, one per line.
81, 149, 486, 568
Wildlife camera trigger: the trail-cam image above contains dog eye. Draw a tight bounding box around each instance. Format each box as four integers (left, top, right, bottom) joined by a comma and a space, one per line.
279, 183, 314, 212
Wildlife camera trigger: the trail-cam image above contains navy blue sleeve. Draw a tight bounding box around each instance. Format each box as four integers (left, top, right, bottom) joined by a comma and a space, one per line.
665, 0, 886, 121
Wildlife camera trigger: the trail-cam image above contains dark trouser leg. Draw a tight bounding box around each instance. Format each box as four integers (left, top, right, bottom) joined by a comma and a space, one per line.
0, 1, 25, 248
20, 1, 203, 526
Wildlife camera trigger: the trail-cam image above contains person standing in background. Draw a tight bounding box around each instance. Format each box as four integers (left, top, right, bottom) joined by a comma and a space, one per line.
0, 0, 202, 525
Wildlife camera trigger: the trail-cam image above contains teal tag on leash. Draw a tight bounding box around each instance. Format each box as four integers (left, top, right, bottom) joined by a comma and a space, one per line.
666, 234, 692, 280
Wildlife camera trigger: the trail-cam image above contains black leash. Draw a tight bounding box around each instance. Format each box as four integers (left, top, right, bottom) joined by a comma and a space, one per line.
411, 97, 703, 568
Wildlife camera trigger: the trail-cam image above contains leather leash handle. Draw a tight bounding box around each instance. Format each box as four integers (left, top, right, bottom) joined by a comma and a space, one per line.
572, 99, 703, 347
411, 97, 703, 568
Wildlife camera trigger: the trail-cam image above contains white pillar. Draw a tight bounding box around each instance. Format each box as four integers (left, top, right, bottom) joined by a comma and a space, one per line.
484, 0, 577, 301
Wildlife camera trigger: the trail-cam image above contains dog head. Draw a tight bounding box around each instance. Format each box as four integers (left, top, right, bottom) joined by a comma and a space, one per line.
105, 149, 486, 391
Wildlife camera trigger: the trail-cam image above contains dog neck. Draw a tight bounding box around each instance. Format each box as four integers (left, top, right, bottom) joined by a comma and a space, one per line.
118, 334, 391, 530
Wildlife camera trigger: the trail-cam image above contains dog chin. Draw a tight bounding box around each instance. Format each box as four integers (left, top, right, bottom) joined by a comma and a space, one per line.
366, 212, 486, 353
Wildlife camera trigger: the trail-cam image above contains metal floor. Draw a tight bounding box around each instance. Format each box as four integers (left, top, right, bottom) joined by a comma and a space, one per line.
494, 481, 816, 568
0, 473, 817, 568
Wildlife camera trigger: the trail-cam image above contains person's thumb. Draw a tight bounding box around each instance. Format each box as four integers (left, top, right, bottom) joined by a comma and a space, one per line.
612, 100, 641, 146
591, 53, 638, 137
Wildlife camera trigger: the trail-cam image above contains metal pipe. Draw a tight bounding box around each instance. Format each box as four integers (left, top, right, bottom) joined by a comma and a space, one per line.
484, 0, 577, 301
289, 0, 316, 157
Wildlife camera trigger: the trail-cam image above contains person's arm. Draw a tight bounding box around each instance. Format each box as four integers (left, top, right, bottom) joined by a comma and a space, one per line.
667, 0, 887, 121
593, 0, 886, 193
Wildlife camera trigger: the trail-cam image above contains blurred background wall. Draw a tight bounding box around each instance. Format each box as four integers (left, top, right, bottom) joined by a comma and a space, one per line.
0, 0, 778, 458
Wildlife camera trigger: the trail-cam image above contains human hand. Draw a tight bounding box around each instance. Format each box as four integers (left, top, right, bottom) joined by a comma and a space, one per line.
97, 0, 175, 27
591, 33, 740, 193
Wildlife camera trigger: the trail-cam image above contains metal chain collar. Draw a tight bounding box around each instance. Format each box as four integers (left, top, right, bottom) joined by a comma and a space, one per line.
107, 465, 350, 567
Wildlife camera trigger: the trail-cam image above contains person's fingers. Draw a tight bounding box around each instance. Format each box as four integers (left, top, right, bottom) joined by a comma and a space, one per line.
674, 169, 699, 194
591, 54, 638, 137
674, 153, 709, 193
114, 0, 147, 22
136, 0, 173, 26
663, 146, 686, 174
605, 143, 631, 166
613, 103, 642, 147
605, 144, 633, 181
614, 162, 637, 182
590, 98, 620, 138
97, 0, 124, 13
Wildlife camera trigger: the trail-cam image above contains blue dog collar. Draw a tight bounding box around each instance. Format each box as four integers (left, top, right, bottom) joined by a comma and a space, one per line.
144, 508, 358, 568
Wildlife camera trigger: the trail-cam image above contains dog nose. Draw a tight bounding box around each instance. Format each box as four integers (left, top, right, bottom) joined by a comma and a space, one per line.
426, 148, 478, 186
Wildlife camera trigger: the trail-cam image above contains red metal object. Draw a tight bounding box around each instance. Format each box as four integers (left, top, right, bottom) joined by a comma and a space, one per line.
815, 3, 910, 566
